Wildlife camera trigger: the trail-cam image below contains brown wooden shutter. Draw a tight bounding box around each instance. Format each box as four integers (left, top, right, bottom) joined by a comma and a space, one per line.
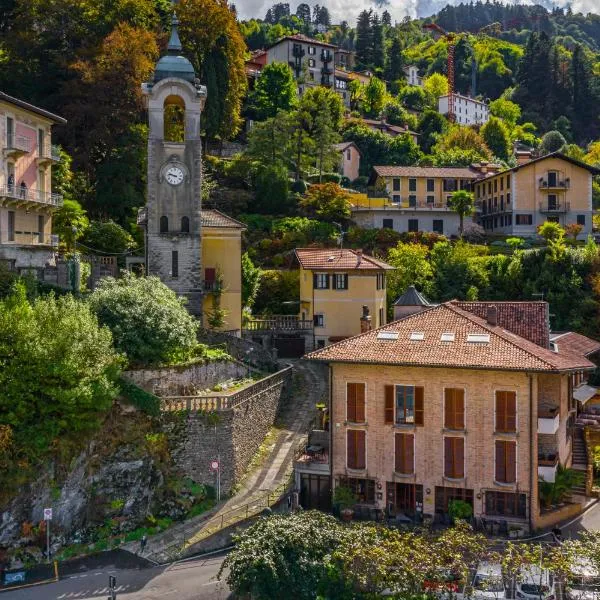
495, 440, 504, 482
347, 430, 356, 468
444, 437, 453, 477
395, 433, 414, 474
384, 385, 394, 424
395, 433, 402, 472
444, 389, 453, 428
356, 383, 366, 423
347, 383, 357, 422
506, 441, 516, 483
506, 392, 516, 432
356, 430, 366, 469
415, 387, 424, 426
496, 392, 507, 432
455, 389, 465, 429
445, 389, 464, 430
455, 437, 464, 478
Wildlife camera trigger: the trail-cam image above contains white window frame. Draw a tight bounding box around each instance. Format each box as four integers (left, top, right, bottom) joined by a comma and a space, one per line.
315, 273, 329, 289
314, 313, 324, 327
394, 383, 417, 426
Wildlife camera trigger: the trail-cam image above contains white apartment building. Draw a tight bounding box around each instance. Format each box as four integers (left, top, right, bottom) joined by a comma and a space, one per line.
438, 93, 490, 126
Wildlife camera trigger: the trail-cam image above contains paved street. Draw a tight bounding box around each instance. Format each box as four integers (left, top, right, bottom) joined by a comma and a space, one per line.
4, 554, 230, 599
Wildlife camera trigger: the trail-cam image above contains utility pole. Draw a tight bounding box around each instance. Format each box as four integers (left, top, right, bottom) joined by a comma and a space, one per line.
108, 575, 117, 600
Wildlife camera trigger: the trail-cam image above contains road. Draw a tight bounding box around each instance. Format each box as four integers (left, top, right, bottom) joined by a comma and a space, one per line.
4, 554, 230, 600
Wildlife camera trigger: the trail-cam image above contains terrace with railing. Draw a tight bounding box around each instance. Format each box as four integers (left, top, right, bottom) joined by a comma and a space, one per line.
4, 134, 31, 157
0, 185, 63, 207
0, 232, 59, 247
244, 315, 313, 332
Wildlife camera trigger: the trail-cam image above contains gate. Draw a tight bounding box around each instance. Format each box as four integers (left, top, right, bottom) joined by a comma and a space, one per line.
274, 336, 306, 358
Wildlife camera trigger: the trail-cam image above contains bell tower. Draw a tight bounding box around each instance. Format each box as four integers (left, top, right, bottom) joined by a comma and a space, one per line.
140, 13, 207, 315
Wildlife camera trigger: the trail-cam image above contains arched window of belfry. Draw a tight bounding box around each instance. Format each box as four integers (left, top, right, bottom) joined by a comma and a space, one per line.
164, 95, 185, 142
181, 216, 190, 233
160, 215, 169, 233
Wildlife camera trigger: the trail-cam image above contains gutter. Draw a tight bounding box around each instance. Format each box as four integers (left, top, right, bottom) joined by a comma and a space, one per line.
529, 372, 535, 532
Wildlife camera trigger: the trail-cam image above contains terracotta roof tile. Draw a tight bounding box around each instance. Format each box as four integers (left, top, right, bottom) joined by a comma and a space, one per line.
200, 209, 246, 229
550, 332, 600, 358
305, 302, 594, 373
295, 248, 393, 271
373, 166, 480, 179
453, 301, 549, 348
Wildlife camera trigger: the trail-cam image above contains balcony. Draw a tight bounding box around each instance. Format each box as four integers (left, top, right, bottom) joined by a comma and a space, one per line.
294, 436, 330, 475
0, 185, 63, 208
538, 454, 558, 482
292, 46, 305, 59
243, 315, 313, 332
538, 407, 560, 435
321, 65, 333, 75
3, 134, 31, 158
539, 200, 569, 213
539, 178, 570, 190
390, 197, 453, 211
321, 51, 333, 62
1, 232, 59, 248
37, 143, 61, 166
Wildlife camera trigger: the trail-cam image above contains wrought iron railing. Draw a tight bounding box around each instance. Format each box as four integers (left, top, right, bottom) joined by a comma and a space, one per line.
6, 133, 31, 153
244, 316, 313, 331
0, 185, 63, 206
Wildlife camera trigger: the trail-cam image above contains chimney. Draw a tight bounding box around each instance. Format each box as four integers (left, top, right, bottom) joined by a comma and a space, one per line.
487, 305, 498, 327
356, 249, 362, 268
360, 305, 372, 333
516, 150, 532, 166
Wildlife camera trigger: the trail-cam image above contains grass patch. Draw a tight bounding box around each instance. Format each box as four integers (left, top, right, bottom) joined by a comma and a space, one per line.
187, 498, 217, 519
241, 425, 282, 480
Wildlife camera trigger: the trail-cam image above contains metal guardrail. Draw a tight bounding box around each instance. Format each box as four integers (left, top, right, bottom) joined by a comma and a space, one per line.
244, 316, 313, 331
6, 133, 31, 153
539, 201, 570, 213
0, 185, 63, 206
40, 143, 61, 162
161, 365, 293, 412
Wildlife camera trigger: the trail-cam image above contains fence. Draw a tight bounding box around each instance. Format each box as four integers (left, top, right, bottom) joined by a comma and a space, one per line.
244, 316, 313, 332
160, 365, 292, 412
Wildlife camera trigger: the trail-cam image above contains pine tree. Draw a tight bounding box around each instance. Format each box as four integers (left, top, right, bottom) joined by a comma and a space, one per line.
385, 35, 404, 82
296, 3, 311, 25
382, 10, 392, 26
355, 10, 373, 69
371, 13, 385, 71
317, 6, 331, 27
570, 44, 597, 142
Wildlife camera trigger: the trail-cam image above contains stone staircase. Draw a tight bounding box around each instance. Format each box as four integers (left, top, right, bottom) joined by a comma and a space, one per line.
571, 426, 588, 496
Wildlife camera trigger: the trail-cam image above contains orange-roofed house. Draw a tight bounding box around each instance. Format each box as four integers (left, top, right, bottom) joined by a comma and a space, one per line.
302, 299, 599, 531
295, 248, 393, 350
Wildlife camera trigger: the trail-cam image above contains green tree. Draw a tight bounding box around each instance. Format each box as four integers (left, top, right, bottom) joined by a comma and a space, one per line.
489, 98, 522, 127
386, 242, 433, 309
385, 35, 404, 82
448, 189, 475, 237
88, 273, 199, 366
355, 10, 372, 69
253, 164, 291, 214
481, 117, 512, 161
432, 127, 492, 161
246, 111, 293, 165
0, 285, 121, 489
300, 183, 352, 222
400, 85, 428, 111
241, 252, 262, 310
417, 110, 448, 154
53, 199, 89, 253
80, 220, 136, 255
539, 130, 567, 155
362, 76, 387, 117
423, 73, 449, 104
251, 62, 298, 120
371, 13, 385, 70
253, 269, 300, 315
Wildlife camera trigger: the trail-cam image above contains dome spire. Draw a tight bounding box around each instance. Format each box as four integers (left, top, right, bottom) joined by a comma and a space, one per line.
167, 12, 183, 55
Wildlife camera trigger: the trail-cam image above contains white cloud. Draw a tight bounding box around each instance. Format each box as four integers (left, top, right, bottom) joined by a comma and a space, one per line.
235, 0, 598, 24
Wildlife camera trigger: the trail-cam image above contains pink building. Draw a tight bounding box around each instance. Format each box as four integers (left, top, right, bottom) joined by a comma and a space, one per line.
0, 92, 65, 272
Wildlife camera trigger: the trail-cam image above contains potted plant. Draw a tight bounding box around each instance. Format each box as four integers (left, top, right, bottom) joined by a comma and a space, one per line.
333, 485, 357, 521
448, 499, 473, 524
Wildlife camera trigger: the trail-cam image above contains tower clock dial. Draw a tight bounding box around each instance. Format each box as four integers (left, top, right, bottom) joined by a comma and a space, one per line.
165, 166, 184, 186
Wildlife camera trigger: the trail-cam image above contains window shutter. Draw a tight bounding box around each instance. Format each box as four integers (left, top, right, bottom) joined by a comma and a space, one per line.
356, 383, 366, 422
445, 389, 464, 430
395, 433, 402, 472
415, 387, 424, 426
506, 441, 516, 483
384, 385, 394, 424
313, 273, 318, 288
344, 274, 348, 289
347, 430, 356, 468
395, 433, 414, 474
444, 389, 453, 429
325, 274, 330, 289
444, 437, 453, 477
406, 433, 414, 473
347, 383, 357, 422
455, 438, 464, 478
495, 440, 504, 482
332, 274, 338, 290
506, 392, 516, 432
496, 392, 506, 432
456, 389, 465, 429
356, 430, 366, 469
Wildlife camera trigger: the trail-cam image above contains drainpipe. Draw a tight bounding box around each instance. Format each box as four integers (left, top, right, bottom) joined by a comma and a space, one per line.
329, 364, 334, 504
312, 272, 316, 350
529, 372, 535, 533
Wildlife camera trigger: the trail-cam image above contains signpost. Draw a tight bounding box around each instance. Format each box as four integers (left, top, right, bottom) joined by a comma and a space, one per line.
43, 508, 52, 563
108, 574, 116, 600
210, 459, 221, 502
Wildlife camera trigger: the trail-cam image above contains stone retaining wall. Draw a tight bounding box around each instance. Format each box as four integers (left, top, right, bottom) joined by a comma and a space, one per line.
161, 367, 292, 495
123, 360, 247, 396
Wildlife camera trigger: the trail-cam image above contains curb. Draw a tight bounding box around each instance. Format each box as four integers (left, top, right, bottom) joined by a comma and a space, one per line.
0, 576, 58, 594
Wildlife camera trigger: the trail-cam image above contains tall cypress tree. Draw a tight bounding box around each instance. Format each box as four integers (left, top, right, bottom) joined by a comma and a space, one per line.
355, 10, 373, 70
570, 44, 597, 142
385, 35, 404, 82
371, 13, 385, 71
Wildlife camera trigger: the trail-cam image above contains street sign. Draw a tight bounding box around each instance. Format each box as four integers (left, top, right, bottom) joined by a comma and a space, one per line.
43, 508, 53, 520
210, 460, 219, 471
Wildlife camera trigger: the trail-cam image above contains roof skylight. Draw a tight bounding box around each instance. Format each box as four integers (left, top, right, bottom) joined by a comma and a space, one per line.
409, 332, 425, 341
467, 333, 490, 344
440, 332, 455, 342
377, 331, 399, 341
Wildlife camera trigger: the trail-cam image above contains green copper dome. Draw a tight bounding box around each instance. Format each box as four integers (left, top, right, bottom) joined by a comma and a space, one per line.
153, 14, 196, 84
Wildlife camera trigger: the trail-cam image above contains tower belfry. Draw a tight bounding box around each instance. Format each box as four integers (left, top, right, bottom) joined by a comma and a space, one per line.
140, 12, 207, 315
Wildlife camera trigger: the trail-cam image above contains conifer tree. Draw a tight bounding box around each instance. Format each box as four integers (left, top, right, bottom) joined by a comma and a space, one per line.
355, 10, 373, 69
371, 13, 386, 71
385, 36, 404, 82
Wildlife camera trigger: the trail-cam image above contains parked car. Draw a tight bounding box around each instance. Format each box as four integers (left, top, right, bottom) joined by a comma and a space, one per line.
567, 558, 600, 600
516, 566, 555, 600
466, 562, 506, 600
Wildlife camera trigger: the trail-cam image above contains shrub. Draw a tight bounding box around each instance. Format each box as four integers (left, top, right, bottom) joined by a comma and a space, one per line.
119, 379, 160, 416
88, 273, 198, 366
291, 179, 308, 194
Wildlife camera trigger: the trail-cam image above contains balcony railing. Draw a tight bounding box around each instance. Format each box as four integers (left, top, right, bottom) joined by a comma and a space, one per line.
203, 280, 222, 293
244, 315, 313, 332
539, 179, 570, 190
1, 231, 59, 247
321, 51, 333, 62
0, 185, 63, 207
292, 46, 305, 58
539, 200, 569, 213
538, 406, 559, 435
538, 453, 558, 482
38, 143, 61, 163
5, 133, 31, 155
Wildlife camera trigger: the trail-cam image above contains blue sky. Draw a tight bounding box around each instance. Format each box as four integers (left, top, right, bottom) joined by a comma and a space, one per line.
235, 0, 598, 24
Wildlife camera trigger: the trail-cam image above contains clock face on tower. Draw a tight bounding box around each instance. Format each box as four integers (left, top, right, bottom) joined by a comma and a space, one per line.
165, 166, 185, 186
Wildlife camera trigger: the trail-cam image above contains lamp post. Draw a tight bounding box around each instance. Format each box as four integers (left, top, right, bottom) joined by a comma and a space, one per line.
245, 347, 254, 378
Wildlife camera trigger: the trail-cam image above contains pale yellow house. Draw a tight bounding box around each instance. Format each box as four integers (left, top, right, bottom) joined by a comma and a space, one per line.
305, 300, 598, 530
0, 92, 65, 272
201, 209, 245, 334
474, 152, 600, 237
334, 141, 361, 182
295, 248, 393, 349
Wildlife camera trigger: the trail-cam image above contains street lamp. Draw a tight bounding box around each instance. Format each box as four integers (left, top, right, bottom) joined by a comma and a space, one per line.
245, 347, 254, 378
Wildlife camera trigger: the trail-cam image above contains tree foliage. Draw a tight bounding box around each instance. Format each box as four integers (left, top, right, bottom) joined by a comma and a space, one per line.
88, 273, 199, 366
300, 183, 352, 222
251, 62, 298, 120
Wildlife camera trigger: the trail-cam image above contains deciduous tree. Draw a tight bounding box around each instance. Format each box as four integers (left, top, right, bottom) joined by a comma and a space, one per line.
251, 62, 298, 120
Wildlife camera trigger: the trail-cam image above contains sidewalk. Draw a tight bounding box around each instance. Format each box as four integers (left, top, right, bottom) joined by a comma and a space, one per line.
125, 360, 326, 563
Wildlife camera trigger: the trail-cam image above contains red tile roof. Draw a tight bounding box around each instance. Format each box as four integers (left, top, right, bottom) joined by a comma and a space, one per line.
269, 33, 337, 49
200, 209, 246, 229
453, 301, 549, 348
550, 332, 600, 358
373, 166, 480, 179
305, 302, 594, 373
295, 248, 393, 271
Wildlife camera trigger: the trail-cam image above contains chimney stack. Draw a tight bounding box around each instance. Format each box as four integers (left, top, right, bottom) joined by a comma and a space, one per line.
487, 305, 498, 327
360, 305, 372, 333
356, 249, 362, 267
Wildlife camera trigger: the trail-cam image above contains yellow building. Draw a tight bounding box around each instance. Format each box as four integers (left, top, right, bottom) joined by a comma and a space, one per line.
473, 152, 600, 237
305, 300, 599, 530
295, 248, 393, 349
201, 210, 245, 335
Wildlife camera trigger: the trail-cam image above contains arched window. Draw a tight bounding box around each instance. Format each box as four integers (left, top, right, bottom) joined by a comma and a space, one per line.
181, 216, 190, 233
164, 95, 185, 142
160, 215, 169, 233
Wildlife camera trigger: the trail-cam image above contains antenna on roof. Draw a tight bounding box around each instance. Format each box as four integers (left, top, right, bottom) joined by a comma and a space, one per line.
332, 222, 346, 253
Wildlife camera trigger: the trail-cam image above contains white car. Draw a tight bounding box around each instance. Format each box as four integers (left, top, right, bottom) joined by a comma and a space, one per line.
567, 558, 600, 600
467, 562, 506, 600
516, 566, 555, 600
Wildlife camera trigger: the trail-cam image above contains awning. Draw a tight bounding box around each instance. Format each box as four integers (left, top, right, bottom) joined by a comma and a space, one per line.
573, 384, 599, 404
